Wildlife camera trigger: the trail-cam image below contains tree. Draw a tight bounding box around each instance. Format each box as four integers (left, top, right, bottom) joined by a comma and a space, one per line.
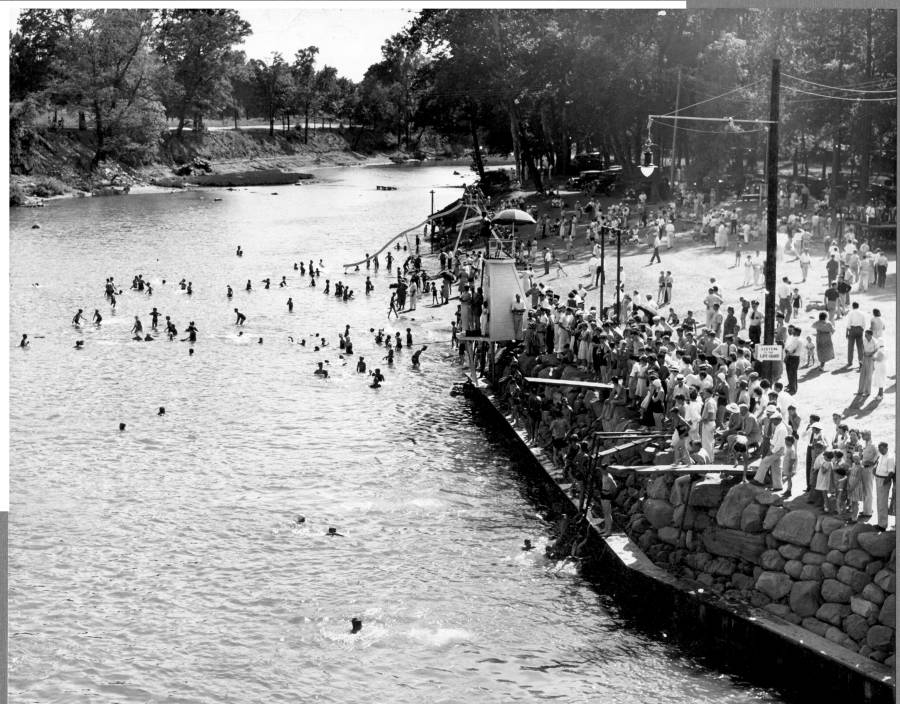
51, 9, 165, 167
10, 10, 81, 100
155, 9, 251, 135
250, 53, 290, 137
289, 47, 320, 142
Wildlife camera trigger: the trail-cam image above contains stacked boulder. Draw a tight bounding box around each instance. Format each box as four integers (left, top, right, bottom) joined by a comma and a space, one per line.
616, 474, 895, 667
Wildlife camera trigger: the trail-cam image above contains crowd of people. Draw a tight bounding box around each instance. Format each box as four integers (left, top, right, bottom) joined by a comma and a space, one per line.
451, 187, 897, 534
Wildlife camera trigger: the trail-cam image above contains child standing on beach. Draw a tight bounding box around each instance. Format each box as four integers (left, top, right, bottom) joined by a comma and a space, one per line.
804, 336, 816, 367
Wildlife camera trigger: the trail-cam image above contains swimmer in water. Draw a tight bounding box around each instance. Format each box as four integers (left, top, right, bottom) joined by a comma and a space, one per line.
245, 279, 252, 292
234, 308, 246, 326
314, 362, 328, 377
522, 539, 535, 551
388, 292, 399, 320
131, 316, 143, 336
185, 321, 198, 343
263, 278, 271, 290
365, 277, 373, 295
143, 334, 154, 341
258, 337, 263, 344
293, 263, 299, 271
158, 407, 165, 415
310, 276, 316, 288
287, 297, 293, 312
351, 617, 362, 634
92, 309, 103, 325
324, 279, 331, 295
406, 328, 413, 346
149, 307, 160, 329
72, 309, 85, 326
19, 334, 29, 348
236, 245, 243, 257
280, 276, 287, 287
326, 527, 342, 536
356, 356, 366, 373
300, 339, 306, 346
74, 340, 84, 349
384, 348, 394, 365
186, 282, 192, 295
226, 285, 233, 298
119, 422, 126, 431
411, 345, 428, 369
189, 348, 194, 356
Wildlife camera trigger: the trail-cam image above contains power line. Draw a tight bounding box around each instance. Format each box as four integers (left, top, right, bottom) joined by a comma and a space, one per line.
782, 72, 897, 95
781, 85, 897, 102
651, 119, 766, 135
659, 78, 767, 117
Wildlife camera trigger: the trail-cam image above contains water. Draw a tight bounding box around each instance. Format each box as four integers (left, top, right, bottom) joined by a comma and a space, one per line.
9, 164, 784, 703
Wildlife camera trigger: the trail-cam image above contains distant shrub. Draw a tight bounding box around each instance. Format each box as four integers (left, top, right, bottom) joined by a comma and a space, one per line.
30, 176, 69, 198
9, 183, 28, 206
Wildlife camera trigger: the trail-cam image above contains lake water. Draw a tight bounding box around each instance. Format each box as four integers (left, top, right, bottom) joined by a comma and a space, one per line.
9, 164, 784, 703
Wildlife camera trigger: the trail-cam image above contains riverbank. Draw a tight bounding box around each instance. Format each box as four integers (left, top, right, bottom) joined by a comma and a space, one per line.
10, 125, 482, 205
466, 382, 895, 704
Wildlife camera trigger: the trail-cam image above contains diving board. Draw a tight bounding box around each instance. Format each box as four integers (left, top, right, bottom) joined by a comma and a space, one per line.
524, 377, 613, 390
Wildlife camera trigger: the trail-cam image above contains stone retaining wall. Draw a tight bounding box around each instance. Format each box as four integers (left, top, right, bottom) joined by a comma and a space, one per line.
616, 473, 896, 667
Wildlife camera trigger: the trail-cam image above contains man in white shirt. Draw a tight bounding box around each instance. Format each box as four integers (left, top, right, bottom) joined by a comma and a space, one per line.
773, 382, 794, 418
783, 326, 803, 394
684, 388, 702, 444
700, 387, 718, 459
588, 255, 601, 286
754, 412, 787, 490
845, 302, 866, 367
874, 443, 895, 530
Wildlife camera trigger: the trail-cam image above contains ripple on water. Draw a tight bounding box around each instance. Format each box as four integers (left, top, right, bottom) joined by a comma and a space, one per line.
9, 168, 785, 704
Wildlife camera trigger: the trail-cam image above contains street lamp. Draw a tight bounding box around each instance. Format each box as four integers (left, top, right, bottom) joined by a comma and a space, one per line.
639, 138, 657, 178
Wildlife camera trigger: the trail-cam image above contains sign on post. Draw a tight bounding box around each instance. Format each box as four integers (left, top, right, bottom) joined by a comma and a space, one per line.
755, 344, 783, 361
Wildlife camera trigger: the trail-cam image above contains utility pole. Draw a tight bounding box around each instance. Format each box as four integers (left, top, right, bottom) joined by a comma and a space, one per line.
670, 66, 681, 186
615, 230, 622, 323
599, 229, 605, 316
429, 189, 435, 253
762, 58, 780, 382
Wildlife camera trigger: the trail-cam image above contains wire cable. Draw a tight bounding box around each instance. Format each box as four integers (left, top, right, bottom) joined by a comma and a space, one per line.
781, 85, 897, 102
650, 119, 767, 135
659, 78, 767, 117
782, 72, 897, 94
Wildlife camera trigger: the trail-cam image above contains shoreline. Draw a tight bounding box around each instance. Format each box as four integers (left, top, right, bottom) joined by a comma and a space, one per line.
466, 382, 894, 704
10, 153, 506, 207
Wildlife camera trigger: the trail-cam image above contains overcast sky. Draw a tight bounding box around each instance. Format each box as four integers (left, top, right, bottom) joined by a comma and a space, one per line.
236, 6, 417, 81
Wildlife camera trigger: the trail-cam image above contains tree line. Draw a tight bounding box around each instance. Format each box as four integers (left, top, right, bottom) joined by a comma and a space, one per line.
10, 8, 897, 192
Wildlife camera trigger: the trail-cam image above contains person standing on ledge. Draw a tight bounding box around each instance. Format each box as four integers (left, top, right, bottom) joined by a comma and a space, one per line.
511, 294, 526, 340
874, 443, 895, 531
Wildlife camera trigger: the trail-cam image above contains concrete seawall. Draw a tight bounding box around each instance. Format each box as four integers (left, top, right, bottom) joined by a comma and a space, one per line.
467, 384, 895, 704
